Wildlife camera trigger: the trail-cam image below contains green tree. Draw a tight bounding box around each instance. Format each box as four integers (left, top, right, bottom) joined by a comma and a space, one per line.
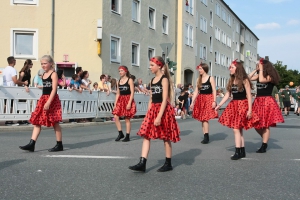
274, 61, 300, 88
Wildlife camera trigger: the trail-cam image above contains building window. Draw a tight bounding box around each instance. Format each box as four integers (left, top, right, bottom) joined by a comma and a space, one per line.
228, 15, 231, 26
209, 36, 213, 52
149, 7, 156, 29
185, 23, 193, 47
189, 0, 194, 14
132, 42, 140, 66
111, 36, 121, 63
215, 3, 220, 17
12, 0, 38, 5
111, 0, 120, 14
11, 29, 38, 59
200, 16, 207, 33
162, 15, 168, 34
148, 47, 155, 60
132, 0, 140, 22
210, 11, 213, 27
201, 0, 208, 6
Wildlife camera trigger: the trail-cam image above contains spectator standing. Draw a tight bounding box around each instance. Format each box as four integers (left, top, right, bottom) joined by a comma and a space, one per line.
17, 59, 33, 125
92, 82, 98, 91
281, 85, 292, 116
81, 70, 92, 93
272, 85, 279, 106
278, 88, 284, 111
295, 87, 300, 116
110, 78, 117, 94
33, 69, 45, 88
57, 70, 67, 89
3, 56, 28, 126
98, 74, 110, 95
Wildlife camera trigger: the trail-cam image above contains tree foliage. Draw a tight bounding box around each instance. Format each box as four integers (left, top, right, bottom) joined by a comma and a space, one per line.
273, 61, 300, 88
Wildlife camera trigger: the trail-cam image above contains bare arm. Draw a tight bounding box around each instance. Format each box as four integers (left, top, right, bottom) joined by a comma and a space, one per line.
12, 75, 28, 86
244, 79, 252, 119
210, 76, 217, 108
215, 91, 230, 110
190, 82, 199, 108
114, 82, 120, 108
44, 71, 58, 110
128, 78, 135, 105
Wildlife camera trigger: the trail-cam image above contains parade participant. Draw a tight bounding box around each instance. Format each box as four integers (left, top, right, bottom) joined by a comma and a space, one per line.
190, 63, 218, 144
19, 55, 63, 152
248, 58, 284, 153
129, 56, 180, 172
112, 66, 136, 142
215, 60, 259, 160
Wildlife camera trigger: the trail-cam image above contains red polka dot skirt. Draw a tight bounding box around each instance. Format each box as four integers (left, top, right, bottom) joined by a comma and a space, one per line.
112, 95, 136, 118
192, 94, 218, 122
252, 96, 284, 129
218, 99, 259, 130
29, 94, 62, 127
137, 103, 180, 143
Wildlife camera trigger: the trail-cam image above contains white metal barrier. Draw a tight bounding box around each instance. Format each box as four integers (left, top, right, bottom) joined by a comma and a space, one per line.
0, 86, 230, 122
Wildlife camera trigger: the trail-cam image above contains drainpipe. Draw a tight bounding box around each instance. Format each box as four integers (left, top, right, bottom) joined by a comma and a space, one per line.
51, 0, 55, 57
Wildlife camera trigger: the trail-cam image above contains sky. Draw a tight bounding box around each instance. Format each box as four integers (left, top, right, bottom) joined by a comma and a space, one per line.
224, 0, 300, 71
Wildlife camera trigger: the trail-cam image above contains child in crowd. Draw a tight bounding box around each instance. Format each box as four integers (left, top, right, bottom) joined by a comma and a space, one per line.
69, 74, 82, 93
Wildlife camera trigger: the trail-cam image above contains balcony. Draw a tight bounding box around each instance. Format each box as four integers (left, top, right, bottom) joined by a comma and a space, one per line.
240, 35, 244, 44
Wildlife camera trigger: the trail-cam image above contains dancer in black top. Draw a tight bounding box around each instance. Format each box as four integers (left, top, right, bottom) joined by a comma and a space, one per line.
19, 55, 63, 152
129, 56, 180, 172
112, 66, 136, 142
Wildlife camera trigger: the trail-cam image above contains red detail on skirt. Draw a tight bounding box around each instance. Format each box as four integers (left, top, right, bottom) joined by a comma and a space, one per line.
218, 99, 259, 130
137, 103, 180, 143
192, 94, 218, 122
112, 95, 136, 118
29, 94, 62, 127
252, 96, 284, 129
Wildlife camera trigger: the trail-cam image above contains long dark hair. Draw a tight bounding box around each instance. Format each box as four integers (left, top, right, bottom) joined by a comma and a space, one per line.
260, 60, 280, 85
196, 63, 209, 89
227, 61, 253, 92
153, 56, 173, 100
81, 71, 88, 79
19, 59, 32, 74
57, 69, 64, 79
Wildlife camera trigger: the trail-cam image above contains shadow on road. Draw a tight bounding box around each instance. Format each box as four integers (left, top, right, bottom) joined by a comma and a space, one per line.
226, 138, 282, 153
210, 132, 228, 141
146, 149, 201, 172
0, 159, 26, 171
275, 125, 300, 129
63, 138, 114, 150
180, 130, 193, 136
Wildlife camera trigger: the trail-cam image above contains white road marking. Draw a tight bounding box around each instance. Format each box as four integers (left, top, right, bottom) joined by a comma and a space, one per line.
292, 159, 300, 161
42, 155, 131, 159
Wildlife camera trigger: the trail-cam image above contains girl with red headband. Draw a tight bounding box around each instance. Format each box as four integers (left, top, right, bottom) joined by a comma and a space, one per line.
190, 62, 218, 144
112, 66, 136, 142
129, 56, 180, 172
215, 60, 259, 160
248, 59, 284, 153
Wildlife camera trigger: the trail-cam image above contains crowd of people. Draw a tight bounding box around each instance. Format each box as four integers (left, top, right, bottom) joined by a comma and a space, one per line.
2, 54, 300, 172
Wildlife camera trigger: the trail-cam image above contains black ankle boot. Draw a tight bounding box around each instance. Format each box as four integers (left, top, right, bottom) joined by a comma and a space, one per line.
48, 141, 63, 152
122, 134, 130, 142
231, 148, 241, 160
129, 157, 147, 172
157, 157, 173, 172
240, 147, 246, 158
256, 143, 268, 153
201, 133, 209, 144
115, 131, 124, 141
19, 139, 36, 152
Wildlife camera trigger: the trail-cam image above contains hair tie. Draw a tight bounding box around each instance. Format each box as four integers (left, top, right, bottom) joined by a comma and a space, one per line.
259, 58, 264, 64
118, 66, 128, 72
196, 62, 202, 69
150, 57, 164, 67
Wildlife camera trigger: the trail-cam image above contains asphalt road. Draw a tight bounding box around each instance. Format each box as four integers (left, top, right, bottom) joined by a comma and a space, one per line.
1, 114, 300, 200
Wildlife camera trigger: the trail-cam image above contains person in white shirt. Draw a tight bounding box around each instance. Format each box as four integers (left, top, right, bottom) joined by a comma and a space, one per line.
3, 56, 29, 126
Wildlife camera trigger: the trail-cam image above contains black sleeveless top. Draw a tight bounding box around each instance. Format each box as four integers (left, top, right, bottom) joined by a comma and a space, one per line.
199, 76, 213, 94
256, 78, 274, 97
118, 78, 131, 95
21, 70, 31, 86
151, 75, 166, 103
232, 84, 246, 100
42, 72, 54, 95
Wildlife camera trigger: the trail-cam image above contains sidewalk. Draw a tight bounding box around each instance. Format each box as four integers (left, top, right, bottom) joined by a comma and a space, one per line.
0, 118, 144, 133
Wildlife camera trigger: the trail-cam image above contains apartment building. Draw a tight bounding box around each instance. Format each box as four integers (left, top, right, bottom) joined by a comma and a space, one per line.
178, 0, 259, 87
0, 0, 175, 84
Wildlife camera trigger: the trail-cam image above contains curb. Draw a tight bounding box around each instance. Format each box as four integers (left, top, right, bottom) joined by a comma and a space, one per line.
0, 118, 144, 133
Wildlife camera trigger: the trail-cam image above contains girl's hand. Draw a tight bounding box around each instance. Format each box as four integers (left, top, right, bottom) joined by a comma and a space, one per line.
190, 103, 194, 110
246, 111, 252, 120
126, 103, 131, 110
215, 105, 221, 111
212, 101, 217, 109
44, 102, 50, 110
154, 117, 161, 126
